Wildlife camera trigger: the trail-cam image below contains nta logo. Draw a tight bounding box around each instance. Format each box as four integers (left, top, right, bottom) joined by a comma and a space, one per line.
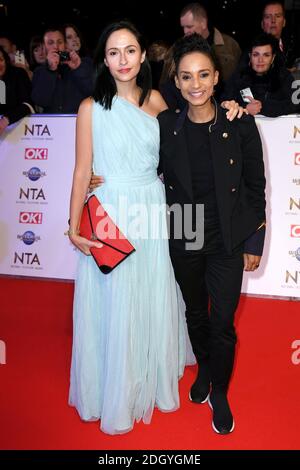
14, 252, 40, 266
24, 124, 50, 136
289, 198, 300, 211
295, 153, 300, 165
294, 126, 300, 139
285, 270, 300, 284
19, 188, 46, 201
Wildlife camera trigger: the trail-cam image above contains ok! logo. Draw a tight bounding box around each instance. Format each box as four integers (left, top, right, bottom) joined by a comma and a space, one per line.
291, 225, 300, 238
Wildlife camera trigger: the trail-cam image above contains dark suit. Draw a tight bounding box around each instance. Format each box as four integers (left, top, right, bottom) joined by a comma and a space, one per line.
158, 104, 266, 392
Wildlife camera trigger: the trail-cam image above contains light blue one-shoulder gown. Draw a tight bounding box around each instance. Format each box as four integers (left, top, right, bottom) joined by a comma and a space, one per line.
69, 97, 190, 435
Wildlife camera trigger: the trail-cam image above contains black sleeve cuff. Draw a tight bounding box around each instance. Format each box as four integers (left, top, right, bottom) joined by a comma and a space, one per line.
244, 226, 266, 256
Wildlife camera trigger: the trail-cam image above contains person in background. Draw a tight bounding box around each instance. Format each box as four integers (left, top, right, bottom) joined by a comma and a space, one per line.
179, 2, 241, 81
63, 23, 90, 58
0, 46, 34, 135
0, 33, 32, 80
159, 44, 187, 111
29, 35, 46, 71
147, 40, 169, 89
222, 33, 299, 117
261, 0, 299, 71
160, 2, 242, 110
31, 27, 93, 114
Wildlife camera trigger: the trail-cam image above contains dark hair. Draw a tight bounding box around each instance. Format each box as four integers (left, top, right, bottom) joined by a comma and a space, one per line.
250, 32, 279, 55
0, 45, 11, 75
173, 33, 218, 74
63, 23, 89, 57
92, 21, 152, 110
29, 35, 44, 67
243, 33, 282, 91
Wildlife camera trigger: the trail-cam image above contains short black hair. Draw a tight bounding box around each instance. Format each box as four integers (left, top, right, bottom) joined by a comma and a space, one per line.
250, 32, 280, 55
173, 33, 218, 74
92, 20, 152, 110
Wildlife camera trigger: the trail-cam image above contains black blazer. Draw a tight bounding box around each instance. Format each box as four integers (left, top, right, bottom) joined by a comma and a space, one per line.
158, 104, 266, 255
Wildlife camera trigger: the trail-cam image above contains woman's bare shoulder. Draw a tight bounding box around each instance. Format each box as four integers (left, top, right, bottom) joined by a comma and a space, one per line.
148, 89, 168, 115
78, 97, 94, 112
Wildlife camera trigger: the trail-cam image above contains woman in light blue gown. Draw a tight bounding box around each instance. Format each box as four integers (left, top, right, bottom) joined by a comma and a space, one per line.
67, 21, 190, 435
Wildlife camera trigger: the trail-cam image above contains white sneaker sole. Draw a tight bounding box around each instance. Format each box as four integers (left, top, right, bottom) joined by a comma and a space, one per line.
208, 395, 235, 434
188, 391, 209, 404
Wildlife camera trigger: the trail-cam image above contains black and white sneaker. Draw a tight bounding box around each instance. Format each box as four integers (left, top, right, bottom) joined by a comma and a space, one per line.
208, 392, 235, 434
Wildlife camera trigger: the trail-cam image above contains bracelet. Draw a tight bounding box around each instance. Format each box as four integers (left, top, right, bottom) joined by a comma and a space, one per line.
64, 228, 80, 236
256, 221, 266, 231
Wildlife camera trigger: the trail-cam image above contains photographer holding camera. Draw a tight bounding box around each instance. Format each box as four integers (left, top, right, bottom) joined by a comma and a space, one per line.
32, 27, 93, 113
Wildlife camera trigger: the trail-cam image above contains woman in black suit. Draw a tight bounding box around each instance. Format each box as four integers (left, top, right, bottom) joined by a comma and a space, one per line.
158, 33, 266, 435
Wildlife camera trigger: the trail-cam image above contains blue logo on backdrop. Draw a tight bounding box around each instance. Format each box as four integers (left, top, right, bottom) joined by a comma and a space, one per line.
23, 167, 46, 181
17, 231, 40, 245
296, 248, 300, 262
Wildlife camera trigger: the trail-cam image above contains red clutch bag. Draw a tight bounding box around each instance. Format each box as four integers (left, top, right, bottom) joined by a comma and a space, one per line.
79, 195, 135, 274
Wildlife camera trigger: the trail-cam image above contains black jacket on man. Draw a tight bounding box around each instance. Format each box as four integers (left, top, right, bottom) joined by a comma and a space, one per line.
31, 57, 93, 114
158, 105, 266, 255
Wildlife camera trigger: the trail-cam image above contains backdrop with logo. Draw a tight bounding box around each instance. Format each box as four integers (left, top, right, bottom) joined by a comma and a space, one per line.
0, 115, 77, 280
0, 115, 299, 297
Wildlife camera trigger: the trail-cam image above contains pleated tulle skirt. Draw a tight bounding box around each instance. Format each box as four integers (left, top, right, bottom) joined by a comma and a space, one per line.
69, 176, 192, 434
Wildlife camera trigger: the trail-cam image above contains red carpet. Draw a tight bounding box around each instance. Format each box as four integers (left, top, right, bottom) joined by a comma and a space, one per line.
0, 276, 299, 450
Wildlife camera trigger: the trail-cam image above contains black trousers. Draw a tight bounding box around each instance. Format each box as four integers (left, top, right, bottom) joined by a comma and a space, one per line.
170, 242, 244, 392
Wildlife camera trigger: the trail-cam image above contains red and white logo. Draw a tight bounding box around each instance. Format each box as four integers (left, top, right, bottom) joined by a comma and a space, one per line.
25, 148, 48, 160
295, 153, 300, 165
291, 225, 300, 237
19, 212, 43, 224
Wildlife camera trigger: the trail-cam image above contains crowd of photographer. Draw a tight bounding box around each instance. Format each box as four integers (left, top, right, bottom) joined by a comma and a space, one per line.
0, 24, 93, 133
31, 27, 93, 114
0, 1, 300, 135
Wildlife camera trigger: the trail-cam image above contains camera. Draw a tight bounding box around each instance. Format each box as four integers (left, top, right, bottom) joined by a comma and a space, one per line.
14, 50, 26, 66
58, 51, 70, 62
